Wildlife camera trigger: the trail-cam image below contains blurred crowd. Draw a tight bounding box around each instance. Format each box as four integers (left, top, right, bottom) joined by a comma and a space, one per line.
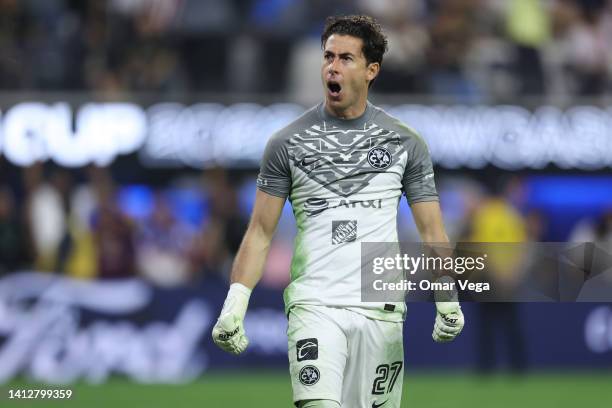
1, 161, 611, 288
0, 0, 612, 102
0, 163, 249, 287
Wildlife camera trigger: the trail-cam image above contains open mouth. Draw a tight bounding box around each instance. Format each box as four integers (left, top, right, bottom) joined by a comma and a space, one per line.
327, 81, 342, 97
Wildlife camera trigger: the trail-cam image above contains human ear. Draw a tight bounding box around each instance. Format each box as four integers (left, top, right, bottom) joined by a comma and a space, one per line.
366, 62, 380, 82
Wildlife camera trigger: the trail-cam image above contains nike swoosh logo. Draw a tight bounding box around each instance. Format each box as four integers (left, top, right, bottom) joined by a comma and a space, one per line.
372, 400, 388, 408
299, 157, 320, 167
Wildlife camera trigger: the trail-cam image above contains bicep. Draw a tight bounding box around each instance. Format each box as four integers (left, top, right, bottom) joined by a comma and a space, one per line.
249, 189, 286, 239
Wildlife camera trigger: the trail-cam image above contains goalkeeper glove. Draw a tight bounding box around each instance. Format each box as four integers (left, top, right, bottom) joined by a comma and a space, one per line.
432, 301, 464, 343
212, 283, 251, 355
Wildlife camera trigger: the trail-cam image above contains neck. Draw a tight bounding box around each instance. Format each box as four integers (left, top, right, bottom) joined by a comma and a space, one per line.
324, 97, 368, 120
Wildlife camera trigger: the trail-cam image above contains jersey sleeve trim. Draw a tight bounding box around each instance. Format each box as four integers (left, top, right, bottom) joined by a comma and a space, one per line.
408, 196, 439, 204
255, 183, 289, 199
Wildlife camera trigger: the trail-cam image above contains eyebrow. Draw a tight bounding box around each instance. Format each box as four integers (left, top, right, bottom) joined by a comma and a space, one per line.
324, 51, 355, 58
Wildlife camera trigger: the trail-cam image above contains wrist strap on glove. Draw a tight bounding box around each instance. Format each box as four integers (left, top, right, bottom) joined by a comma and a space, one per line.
435, 300, 461, 315
220, 282, 252, 321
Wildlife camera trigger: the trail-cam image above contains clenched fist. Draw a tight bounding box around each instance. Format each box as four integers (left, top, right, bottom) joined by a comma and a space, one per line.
212, 283, 251, 355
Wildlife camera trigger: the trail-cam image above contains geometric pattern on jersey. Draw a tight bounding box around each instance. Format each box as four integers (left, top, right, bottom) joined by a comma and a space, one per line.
288, 123, 404, 197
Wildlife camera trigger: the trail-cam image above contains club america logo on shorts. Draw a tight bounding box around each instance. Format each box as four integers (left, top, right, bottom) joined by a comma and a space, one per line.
299, 365, 320, 386
332, 220, 357, 244
367, 147, 392, 169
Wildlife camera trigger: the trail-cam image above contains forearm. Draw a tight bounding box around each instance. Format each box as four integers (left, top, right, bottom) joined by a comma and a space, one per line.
419, 229, 449, 243
410, 200, 463, 322
411, 201, 448, 244
212, 192, 282, 354
417, 211, 450, 260
230, 222, 273, 289
422, 211, 464, 342
211, 220, 275, 355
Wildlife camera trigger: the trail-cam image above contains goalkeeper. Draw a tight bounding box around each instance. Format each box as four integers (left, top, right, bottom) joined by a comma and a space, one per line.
212, 14, 464, 408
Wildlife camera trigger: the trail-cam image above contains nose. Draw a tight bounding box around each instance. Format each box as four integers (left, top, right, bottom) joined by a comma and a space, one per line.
328, 57, 340, 74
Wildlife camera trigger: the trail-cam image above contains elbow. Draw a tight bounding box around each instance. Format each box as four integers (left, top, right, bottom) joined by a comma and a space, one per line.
246, 218, 275, 245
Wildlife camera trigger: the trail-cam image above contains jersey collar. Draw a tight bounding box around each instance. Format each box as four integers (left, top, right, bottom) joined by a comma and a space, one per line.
318, 101, 375, 129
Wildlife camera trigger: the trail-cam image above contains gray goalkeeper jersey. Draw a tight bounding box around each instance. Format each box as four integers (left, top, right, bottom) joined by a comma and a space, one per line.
257, 102, 438, 322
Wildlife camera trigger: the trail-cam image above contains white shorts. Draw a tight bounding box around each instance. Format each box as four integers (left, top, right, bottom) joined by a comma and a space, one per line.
287, 305, 404, 408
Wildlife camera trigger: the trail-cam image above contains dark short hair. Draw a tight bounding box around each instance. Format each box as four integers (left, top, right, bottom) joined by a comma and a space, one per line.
321, 15, 388, 66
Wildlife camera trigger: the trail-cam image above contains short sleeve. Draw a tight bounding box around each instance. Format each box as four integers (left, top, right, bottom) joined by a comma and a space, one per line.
401, 133, 438, 204
256, 133, 291, 198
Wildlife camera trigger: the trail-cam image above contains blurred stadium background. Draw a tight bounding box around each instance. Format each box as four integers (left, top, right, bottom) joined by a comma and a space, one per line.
0, 0, 612, 407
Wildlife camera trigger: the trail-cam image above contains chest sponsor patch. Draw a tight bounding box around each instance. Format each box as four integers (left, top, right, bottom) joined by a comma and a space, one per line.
332, 220, 357, 244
